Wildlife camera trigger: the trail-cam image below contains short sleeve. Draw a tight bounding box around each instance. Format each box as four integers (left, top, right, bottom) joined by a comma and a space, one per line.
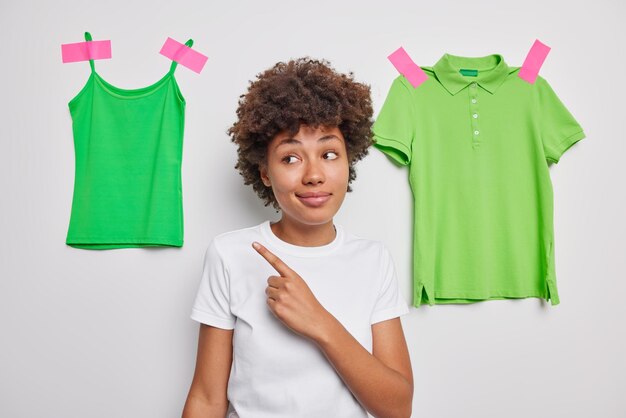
190, 239, 236, 330
371, 245, 410, 325
535, 77, 586, 164
372, 76, 416, 166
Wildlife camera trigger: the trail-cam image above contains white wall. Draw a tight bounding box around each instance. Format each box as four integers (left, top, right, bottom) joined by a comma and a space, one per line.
1, 0, 624, 417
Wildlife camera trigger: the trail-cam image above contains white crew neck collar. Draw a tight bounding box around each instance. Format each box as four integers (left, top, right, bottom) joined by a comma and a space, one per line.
259, 220, 344, 257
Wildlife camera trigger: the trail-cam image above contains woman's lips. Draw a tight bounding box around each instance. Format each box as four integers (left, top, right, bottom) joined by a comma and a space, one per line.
296, 192, 331, 208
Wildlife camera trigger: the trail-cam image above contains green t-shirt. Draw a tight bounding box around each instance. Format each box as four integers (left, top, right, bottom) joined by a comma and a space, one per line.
373, 53, 585, 307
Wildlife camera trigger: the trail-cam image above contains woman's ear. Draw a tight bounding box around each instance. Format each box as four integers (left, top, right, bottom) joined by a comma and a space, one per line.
259, 165, 271, 187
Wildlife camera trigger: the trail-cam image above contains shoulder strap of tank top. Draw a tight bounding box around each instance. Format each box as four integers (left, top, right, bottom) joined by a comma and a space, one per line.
168, 39, 194, 75
83, 32, 96, 73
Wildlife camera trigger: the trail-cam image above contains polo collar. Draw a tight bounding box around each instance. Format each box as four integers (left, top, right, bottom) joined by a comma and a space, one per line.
433, 53, 510, 95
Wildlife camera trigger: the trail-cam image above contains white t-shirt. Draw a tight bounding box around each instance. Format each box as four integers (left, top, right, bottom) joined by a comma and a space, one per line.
190, 221, 409, 418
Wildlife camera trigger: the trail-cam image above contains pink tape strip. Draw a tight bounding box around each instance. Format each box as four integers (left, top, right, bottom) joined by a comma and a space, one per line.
61, 40, 112, 63
387, 47, 428, 88
518, 39, 551, 84
159, 38, 207, 74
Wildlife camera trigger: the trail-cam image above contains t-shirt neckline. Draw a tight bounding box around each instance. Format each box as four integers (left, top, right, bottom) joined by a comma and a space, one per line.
259, 220, 344, 257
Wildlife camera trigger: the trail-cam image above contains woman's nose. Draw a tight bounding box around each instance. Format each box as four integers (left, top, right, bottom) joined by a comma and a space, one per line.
302, 160, 325, 185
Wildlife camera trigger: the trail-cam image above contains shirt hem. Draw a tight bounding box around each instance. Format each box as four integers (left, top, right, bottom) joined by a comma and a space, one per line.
190, 308, 236, 330
548, 130, 586, 163
66, 236, 183, 249
373, 135, 411, 166
411, 287, 558, 307
370, 303, 410, 324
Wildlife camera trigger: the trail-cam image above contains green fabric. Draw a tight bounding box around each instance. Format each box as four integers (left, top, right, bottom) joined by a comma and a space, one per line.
66, 32, 189, 249
373, 53, 585, 307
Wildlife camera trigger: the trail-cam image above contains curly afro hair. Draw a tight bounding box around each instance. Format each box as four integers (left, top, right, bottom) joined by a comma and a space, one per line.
228, 57, 374, 209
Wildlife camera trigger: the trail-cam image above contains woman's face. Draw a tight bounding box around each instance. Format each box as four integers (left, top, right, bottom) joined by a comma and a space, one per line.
261, 125, 349, 227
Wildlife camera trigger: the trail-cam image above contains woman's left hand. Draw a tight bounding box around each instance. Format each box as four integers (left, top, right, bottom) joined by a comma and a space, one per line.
252, 241, 334, 342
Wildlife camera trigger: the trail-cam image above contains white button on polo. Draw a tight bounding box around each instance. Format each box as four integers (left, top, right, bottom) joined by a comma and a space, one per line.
473, 113, 478, 118
471, 99, 477, 103
474, 130, 480, 135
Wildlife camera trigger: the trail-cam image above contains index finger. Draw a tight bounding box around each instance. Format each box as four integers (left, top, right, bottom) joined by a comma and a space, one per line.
252, 242, 293, 277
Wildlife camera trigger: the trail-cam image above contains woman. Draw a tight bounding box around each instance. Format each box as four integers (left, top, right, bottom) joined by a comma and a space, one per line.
182, 58, 413, 418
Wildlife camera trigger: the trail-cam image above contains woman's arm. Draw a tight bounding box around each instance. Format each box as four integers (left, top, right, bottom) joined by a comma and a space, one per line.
182, 324, 233, 418
252, 242, 413, 418
315, 316, 413, 418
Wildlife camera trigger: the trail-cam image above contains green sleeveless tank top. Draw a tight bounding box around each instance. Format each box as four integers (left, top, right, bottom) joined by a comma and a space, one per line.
66, 32, 191, 249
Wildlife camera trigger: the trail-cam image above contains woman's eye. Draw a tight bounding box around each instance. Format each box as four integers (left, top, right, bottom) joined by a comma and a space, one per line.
282, 155, 299, 164
324, 151, 338, 160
